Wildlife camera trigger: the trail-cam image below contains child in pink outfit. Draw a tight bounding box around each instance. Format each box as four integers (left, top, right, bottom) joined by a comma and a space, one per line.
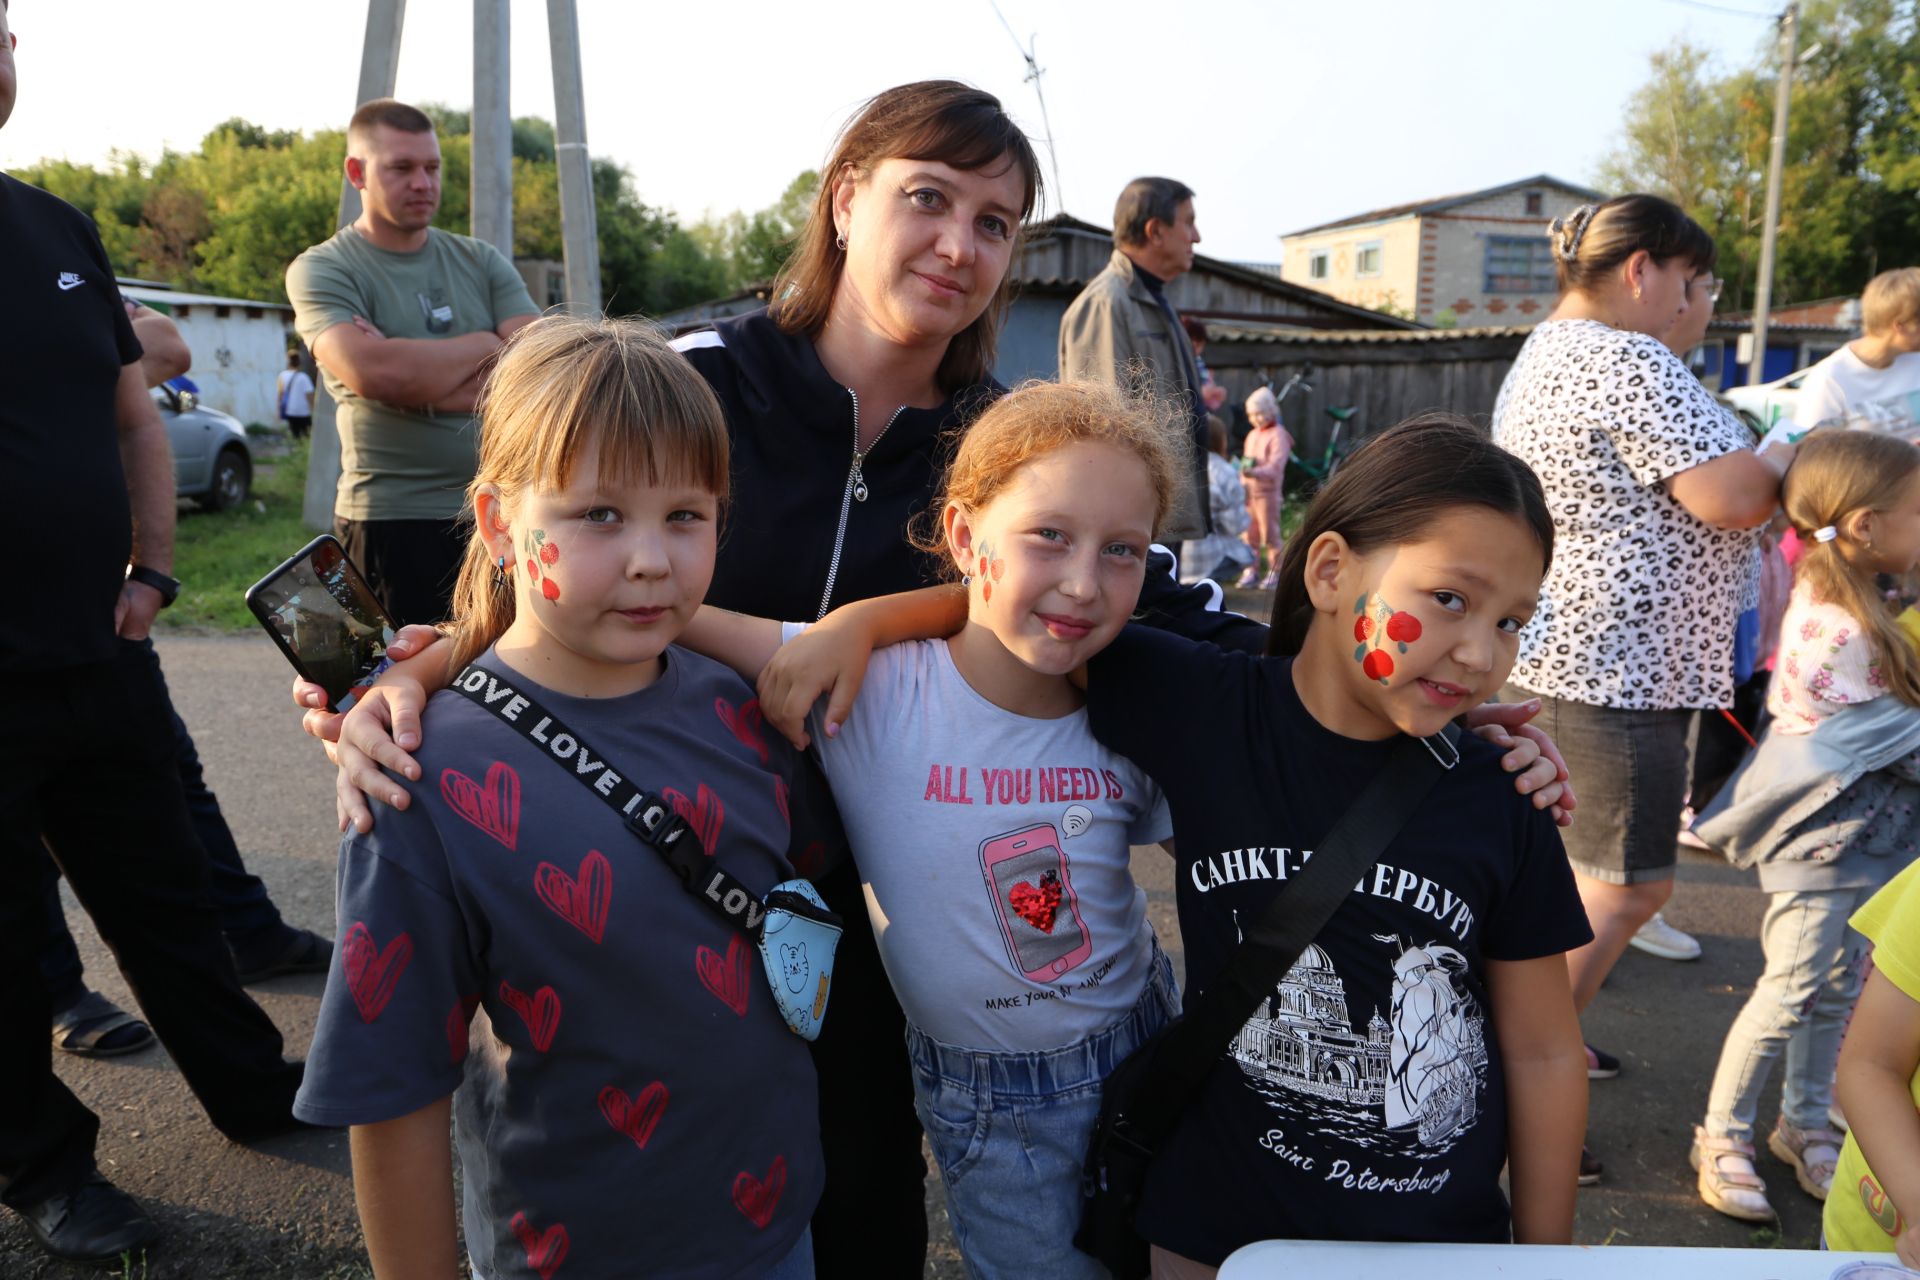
1237, 385, 1292, 588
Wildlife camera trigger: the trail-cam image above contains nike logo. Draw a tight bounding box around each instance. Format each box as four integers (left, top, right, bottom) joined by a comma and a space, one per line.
57, 272, 84, 291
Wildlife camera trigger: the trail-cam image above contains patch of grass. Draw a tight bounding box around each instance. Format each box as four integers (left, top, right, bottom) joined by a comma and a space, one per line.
160, 441, 316, 633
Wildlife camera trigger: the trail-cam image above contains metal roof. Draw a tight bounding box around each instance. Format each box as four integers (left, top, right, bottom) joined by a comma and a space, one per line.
117, 281, 291, 312
1207, 322, 1536, 345
1283, 175, 1605, 239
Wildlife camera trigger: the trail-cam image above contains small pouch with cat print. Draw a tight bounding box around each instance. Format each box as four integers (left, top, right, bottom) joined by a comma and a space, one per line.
756, 880, 839, 1041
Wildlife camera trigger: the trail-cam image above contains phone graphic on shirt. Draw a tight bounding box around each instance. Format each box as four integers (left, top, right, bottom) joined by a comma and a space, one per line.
980, 824, 1093, 981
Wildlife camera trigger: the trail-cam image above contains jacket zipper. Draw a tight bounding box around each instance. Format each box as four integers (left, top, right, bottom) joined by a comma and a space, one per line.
816, 389, 908, 619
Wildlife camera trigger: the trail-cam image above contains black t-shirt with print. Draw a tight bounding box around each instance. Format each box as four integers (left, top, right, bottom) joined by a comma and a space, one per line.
0, 174, 143, 673
1088, 625, 1591, 1264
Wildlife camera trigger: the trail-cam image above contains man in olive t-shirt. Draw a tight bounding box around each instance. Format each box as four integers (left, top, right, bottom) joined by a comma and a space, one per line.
286, 98, 537, 625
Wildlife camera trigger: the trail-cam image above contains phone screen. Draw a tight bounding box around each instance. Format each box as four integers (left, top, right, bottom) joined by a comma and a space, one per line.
246, 536, 396, 713
984, 836, 1088, 978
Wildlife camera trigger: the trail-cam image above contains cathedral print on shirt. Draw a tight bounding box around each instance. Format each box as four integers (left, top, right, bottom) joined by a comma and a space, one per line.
1229, 915, 1490, 1156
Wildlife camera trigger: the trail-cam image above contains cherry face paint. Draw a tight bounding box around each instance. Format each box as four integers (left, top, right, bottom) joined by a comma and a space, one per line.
1352, 592, 1423, 685
525, 528, 561, 602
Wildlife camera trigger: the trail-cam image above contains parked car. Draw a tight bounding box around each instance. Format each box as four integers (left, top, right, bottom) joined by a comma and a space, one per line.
157, 381, 252, 509
1722, 370, 1809, 433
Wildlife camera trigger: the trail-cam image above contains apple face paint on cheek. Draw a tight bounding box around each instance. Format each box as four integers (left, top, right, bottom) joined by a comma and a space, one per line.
524, 528, 561, 602
1351, 592, 1424, 686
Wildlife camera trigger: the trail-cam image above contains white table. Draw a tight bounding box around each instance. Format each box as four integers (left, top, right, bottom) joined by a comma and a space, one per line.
1220, 1240, 1914, 1278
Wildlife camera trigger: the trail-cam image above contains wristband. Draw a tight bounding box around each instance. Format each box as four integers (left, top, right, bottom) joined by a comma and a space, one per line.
126, 564, 181, 608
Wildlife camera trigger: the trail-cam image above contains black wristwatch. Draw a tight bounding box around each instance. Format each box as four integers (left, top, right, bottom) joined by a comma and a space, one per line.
126, 564, 181, 608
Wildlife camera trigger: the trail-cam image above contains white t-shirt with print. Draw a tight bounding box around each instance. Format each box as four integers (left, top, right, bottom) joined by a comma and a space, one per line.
791, 630, 1172, 1052
1493, 318, 1762, 710
1795, 346, 1920, 438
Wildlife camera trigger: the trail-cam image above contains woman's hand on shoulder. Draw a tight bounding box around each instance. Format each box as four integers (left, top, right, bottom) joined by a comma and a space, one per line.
1463, 699, 1577, 828
757, 619, 875, 753
289, 623, 443, 833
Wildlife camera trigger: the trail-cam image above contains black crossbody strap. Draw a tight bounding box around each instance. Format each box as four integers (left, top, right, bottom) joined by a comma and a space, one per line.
450, 664, 773, 937
1141, 725, 1460, 1135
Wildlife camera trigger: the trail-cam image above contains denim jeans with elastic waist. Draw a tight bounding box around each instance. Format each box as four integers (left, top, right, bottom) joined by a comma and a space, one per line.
908, 941, 1180, 1280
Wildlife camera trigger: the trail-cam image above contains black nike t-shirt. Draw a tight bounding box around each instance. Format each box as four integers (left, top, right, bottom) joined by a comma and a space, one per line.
0, 173, 142, 673
1087, 625, 1591, 1264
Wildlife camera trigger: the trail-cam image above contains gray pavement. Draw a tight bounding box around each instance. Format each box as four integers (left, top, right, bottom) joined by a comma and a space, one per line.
0, 634, 1831, 1276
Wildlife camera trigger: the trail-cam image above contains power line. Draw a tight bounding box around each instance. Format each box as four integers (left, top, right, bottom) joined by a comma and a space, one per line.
988, 0, 1065, 214
1663, 0, 1779, 20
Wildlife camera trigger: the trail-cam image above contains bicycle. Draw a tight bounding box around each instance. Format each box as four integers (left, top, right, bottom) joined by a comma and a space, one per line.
1253, 365, 1358, 495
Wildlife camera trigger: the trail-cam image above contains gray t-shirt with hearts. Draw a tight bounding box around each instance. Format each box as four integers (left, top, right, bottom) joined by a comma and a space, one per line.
295, 646, 821, 1280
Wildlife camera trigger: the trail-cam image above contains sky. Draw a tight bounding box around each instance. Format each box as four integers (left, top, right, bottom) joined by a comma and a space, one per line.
0, 0, 1789, 264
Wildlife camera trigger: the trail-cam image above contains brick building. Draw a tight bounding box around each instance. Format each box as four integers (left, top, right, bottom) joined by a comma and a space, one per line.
1279, 175, 1603, 326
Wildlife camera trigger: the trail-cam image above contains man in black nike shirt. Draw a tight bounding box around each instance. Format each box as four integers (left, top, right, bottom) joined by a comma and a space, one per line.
0, 2, 307, 1263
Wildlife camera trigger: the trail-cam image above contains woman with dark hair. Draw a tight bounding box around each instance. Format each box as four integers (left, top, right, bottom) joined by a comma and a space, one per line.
1492, 194, 1793, 1183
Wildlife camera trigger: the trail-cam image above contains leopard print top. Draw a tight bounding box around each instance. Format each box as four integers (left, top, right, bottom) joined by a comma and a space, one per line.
1493, 319, 1761, 710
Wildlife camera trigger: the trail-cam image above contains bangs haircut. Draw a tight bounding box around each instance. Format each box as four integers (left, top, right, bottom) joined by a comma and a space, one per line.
445, 315, 729, 672
773, 80, 1042, 394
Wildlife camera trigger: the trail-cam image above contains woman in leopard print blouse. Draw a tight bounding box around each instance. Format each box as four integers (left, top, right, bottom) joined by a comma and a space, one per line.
1492, 195, 1793, 1182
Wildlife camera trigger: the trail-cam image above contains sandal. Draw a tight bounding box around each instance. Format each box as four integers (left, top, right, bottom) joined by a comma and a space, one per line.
1690, 1126, 1774, 1221
1768, 1118, 1844, 1201
1586, 1043, 1620, 1079
51, 990, 155, 1059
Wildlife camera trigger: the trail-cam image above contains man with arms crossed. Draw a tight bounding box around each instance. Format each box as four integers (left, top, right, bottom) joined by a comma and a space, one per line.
288, 98, 538, 625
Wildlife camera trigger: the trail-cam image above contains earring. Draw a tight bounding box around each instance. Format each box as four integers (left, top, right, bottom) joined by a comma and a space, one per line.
961, 574, 972, 586
493, 555, 509, 590
836, 232, 848, 251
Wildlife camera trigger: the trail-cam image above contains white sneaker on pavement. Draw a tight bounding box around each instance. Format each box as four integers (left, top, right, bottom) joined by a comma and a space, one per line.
1629, 911, 1702, 961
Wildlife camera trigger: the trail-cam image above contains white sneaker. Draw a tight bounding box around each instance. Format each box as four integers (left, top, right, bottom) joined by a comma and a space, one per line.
1629, 912, 1702, 961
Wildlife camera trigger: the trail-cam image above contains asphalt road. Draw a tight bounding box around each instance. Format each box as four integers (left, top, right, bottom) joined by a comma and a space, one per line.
0, 632, 1831, 1277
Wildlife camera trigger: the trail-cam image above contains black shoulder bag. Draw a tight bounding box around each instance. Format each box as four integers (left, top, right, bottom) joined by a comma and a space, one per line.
1074, 725, 1461, 1277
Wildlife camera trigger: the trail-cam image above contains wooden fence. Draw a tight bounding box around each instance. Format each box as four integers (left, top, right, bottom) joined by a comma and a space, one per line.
1201, 326, 1534, 459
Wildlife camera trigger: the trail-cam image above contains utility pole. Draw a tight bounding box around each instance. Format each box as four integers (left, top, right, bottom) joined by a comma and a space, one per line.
1747, 3, 1799, 388
547, 0, 602, 314
471, 0, 513, 257
310, 0, 407, 530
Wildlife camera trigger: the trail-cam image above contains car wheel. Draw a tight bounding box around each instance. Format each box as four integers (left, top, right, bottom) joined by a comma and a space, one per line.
207, 447, 252, 511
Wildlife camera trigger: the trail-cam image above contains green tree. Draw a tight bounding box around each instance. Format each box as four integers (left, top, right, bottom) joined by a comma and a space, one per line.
1598, 0, 1920, 308
691, 169, 819, 290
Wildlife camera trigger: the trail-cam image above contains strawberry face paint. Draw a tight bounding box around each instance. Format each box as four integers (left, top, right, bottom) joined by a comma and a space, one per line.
1351, 592, 1423, 685
974, 540, 1003, 605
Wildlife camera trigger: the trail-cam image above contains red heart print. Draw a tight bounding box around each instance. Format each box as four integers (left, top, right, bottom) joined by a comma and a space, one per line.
597, 1081, 669, 1150
772, 776, 790, 829
664, 783, 725, 856
696, 934, 751, 1016
446, 994, 481, 1063
499, 981, 562, 1052
342, 922, 412, 1023
715, 696, 771, 765
440, 761, 521, 850
509, 1212, 569, 1280
793, 841, 827, 879
731, 1155, 788, 1229
534, 850, 612, 944
1007, 873, 1062, 933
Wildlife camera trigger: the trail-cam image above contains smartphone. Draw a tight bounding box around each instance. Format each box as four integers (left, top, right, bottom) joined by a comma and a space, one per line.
980, 824, 1093, 982
245, 534, 397, 714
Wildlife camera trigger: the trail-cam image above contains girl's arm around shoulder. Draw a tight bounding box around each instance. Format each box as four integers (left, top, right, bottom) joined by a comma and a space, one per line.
758, 584, 967, 750
351, 1097, 459, 1280
1486, 954, 1586, 1244
1835, 968, 1920, 1268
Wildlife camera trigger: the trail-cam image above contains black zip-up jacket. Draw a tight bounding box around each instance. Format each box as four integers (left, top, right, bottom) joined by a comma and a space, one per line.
672, 308, 1264, 650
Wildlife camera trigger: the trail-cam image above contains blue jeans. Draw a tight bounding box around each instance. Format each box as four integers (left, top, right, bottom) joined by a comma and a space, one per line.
31, 636, 282, 1005
1702, 883, 1879, 1143
909, 943, 1180, 1280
